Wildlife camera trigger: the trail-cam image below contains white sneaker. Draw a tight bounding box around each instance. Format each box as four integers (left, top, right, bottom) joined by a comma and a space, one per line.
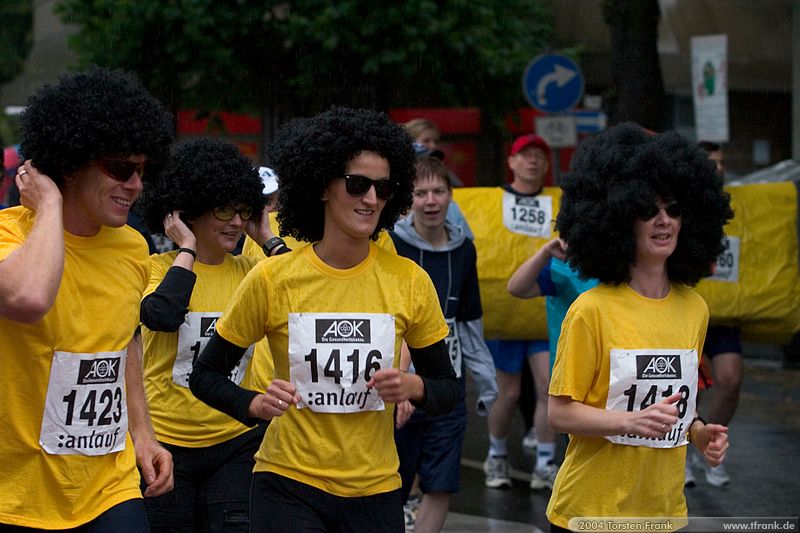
522, 428, 538, 452
684, 462, 696, 488
530, 461, 558, 490
403, 504, 417, 531
705, 464, 730, 487
483, 456, 512, 488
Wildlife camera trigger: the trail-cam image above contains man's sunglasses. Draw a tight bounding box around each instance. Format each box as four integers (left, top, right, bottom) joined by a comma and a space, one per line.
638, 202, 682, 221
343, 174, 397, 200
96, 158, 146, 182
212, 205, 254, 221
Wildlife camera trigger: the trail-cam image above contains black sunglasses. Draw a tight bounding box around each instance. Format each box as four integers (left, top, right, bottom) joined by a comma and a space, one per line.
96, 158, 146, 182
343, 174, 397, 200
212, 205, 254, 221
638, 202, 682, 221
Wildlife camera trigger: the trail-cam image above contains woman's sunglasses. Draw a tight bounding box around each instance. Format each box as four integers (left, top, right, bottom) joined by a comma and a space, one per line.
96, 158, 146, 182
638, 202, 682, 221
343, 174, 397, 200
212, 205, 254, 221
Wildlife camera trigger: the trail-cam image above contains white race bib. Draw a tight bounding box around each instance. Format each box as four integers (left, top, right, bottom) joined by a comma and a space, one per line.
501, 191, 552, 237
708, 236, 740, 282
174, 312, 253, 387
40, 350, 128, 456
445, 318, 463, 378
605, 348, 698, 448
288, 313, 395, 413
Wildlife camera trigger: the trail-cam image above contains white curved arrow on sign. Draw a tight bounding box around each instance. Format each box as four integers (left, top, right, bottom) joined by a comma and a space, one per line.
536, 64, 577, 105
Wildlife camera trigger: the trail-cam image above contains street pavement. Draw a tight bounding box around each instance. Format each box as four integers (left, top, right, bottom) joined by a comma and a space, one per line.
436, 354, 800, 532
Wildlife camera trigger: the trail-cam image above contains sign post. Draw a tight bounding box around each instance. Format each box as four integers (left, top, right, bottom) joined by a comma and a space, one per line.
522, 54, 584, 183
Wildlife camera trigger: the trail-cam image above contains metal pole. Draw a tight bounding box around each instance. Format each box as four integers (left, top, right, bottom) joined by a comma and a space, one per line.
793, 0, 800, 161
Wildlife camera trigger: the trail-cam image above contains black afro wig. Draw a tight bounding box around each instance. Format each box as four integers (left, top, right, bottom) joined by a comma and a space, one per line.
19, 67, 174, 186
135, 137, 265, 234
270, 106, 416, 242
556, 122, 734, 286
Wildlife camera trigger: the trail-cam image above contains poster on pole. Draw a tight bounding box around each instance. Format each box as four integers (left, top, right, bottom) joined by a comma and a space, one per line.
691, 34, 729, 143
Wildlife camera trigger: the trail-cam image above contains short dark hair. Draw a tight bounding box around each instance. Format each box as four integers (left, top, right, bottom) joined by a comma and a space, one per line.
19, 67, 174, 186
135, 138, 265, 234
271, 106, 416, 242
556, 122, 733, 285
414, 156, 451, 188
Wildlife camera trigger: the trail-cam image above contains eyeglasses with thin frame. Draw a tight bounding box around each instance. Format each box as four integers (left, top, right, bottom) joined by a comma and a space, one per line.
96, 158, 146, 182
212, 205, 254, 221
638, 202, 682, 221
343, 174, 397, 200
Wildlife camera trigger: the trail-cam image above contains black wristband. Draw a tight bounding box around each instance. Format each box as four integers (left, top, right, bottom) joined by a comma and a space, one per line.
262, 237, 286, 256
177, 247, 196, 259
687, 415, 706, 442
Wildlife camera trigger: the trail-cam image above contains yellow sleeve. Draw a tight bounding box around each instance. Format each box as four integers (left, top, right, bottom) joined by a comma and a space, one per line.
143, 253, 172, 297
215, 260, 271, 348
549, 304, 601, 402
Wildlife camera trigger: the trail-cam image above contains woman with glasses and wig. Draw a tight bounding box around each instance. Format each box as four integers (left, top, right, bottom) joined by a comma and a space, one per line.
546, 123, 733, 532
189, 106, 459, 532
0, 68, 174, 531
136, 137, 276, 532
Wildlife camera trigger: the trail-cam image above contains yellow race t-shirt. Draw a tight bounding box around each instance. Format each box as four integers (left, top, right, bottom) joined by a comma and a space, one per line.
216, 242, 448, 497
0, 206, 149, 529
547, 283, 708, 528
142, 252, 266, 447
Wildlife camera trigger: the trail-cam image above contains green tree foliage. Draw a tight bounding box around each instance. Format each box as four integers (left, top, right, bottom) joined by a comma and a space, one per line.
54, 0, 552, 119
0, 0, 33, 85
602, 0, 665, 131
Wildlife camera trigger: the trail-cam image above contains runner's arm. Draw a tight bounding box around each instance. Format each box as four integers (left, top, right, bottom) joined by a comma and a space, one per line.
126, 332, 174, 496
140, 267, 196, 331
408, 339, 459, 415
189, 332, 260, 425
0, 162, 64, 323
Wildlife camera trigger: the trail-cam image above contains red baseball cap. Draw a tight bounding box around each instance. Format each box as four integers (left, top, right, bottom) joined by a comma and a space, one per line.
510, 134, 550, 156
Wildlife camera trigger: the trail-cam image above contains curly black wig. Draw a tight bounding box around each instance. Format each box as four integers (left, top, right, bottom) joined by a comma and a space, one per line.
270, 106, 416, 242
19, 67, 174, 186
556, 122, 733, 286
135, 137, 265, 234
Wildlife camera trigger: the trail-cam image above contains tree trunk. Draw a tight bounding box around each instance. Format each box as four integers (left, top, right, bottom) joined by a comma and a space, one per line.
603, 0, 666, 131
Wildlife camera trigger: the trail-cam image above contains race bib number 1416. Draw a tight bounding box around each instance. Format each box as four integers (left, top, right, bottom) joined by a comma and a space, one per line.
288, 313, 395, 414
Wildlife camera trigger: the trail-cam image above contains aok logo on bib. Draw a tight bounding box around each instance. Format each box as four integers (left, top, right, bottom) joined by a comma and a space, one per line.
200, 316, 218, 337
636, 354, 682, 380
77, 357, 121, 385
315, 318, 371, 343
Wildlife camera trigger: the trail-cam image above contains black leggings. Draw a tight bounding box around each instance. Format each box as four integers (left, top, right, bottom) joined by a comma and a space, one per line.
0, 499, 149, 532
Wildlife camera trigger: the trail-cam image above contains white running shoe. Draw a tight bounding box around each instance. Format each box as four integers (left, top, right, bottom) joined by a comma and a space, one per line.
522, 427, 538, 452
705, 464, 731, 487
530, 461, 558, 490
483, 456, 512, 488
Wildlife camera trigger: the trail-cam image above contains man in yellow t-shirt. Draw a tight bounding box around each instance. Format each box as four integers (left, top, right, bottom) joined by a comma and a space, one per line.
0, 68, 174, 530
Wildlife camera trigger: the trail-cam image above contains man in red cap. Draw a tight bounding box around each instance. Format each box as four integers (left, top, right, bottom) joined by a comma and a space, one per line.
483, 133, 559, 491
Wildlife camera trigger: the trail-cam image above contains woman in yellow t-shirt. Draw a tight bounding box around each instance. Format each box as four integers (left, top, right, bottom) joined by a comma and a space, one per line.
189, 107, 460, 532
136, 138, 276, 532
547, 123, 733, 532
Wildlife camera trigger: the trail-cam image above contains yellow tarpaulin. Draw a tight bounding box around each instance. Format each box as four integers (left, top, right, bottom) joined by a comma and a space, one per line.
454, 182, 799, 344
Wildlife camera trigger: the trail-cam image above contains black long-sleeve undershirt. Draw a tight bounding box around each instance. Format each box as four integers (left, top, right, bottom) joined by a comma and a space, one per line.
139, 266, 196, 332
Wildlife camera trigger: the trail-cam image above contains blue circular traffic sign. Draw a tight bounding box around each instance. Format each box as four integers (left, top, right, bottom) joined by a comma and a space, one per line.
522, 54, 584, 113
